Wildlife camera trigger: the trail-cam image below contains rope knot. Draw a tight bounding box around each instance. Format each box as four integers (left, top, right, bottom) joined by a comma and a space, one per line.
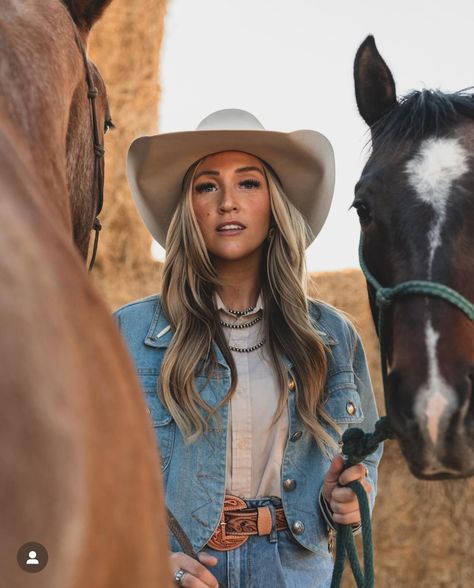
375, 288, 392, 309
340, 417, 395, 467
88, 87, 99, 99
94, 144, 105, 157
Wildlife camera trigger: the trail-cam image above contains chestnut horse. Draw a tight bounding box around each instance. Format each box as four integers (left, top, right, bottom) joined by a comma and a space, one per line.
0, 1, 172, 586
353, 36, 474, 480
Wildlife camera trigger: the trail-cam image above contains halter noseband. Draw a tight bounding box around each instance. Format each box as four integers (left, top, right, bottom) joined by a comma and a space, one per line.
358, 233, 474, 391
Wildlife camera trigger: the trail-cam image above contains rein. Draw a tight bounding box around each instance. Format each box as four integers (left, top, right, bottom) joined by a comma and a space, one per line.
68, 14, 105, 272
331, 233, 474, 587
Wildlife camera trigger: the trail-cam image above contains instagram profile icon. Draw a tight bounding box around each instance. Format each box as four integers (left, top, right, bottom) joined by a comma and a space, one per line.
17, 542, 48, 573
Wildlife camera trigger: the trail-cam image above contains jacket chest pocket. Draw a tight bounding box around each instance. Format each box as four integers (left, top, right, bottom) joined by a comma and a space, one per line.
323, 367, 364, 425
138, 370, 175, 471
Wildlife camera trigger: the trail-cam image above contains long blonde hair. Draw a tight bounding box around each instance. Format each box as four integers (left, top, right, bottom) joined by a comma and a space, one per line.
160, 158, 340, 451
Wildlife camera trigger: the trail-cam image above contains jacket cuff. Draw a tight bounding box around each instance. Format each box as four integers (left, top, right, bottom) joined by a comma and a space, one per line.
318, 489, 362, 535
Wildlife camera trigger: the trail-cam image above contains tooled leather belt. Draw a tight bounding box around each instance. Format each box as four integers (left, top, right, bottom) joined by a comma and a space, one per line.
208, 495, 288, 552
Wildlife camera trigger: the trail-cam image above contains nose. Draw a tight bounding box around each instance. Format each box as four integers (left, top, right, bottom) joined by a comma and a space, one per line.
218, 187, 238, 213
387, 366, 474, 478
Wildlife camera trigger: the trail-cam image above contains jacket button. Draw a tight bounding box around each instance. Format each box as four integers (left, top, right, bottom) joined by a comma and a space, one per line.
346, 402, 356, 416
290, 431, 303, 442
283, 479, 296, 491
288, 378, 296, 391
291, 520, 305, 535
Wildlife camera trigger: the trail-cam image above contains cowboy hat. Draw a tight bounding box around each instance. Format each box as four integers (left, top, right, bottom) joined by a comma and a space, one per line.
127, 109, 335, 248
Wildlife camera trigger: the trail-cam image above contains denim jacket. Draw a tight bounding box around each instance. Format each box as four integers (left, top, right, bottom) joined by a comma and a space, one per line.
114, 295, 383, 556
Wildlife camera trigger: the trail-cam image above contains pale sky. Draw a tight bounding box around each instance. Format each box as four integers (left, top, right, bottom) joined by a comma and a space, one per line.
152, 0, 473, 271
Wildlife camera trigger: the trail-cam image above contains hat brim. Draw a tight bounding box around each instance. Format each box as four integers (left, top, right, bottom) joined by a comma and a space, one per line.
127, 128, 335, 248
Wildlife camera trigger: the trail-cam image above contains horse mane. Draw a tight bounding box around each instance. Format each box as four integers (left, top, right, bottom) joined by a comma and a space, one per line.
372, 88, 474, 146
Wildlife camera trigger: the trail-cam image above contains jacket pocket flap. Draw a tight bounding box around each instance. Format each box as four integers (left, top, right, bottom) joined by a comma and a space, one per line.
143, 390, 173, 426
323, 386, 364, 424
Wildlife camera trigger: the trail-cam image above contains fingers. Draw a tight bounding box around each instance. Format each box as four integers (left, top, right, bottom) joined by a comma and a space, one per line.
322, 454, 345, 501
327, 464, 372, 526
338, 463, 369, 486
197, 552, 218, 567
170, 552, 219, 588
331, 506, 362, 526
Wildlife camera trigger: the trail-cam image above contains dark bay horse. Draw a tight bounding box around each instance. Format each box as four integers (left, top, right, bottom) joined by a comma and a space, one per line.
1, 1, 172, 586
353, 36, 474, 480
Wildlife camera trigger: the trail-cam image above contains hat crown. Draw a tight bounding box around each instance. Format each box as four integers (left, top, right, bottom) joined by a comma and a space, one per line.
196, 108, 265, 131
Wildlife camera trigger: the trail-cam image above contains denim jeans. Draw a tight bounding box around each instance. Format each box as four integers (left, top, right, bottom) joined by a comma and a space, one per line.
204, 497, 334, 588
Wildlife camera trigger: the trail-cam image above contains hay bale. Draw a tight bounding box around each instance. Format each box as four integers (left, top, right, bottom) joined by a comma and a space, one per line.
88, 0, 167, 309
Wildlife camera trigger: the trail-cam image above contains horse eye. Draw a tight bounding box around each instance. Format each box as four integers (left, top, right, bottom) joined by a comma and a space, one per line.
351, 200, 372, 224
104, 119, 115, 134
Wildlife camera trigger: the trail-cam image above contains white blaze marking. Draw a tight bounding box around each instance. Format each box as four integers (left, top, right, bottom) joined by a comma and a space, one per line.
405, 137, 468, 277
414, 321, 456, 445
406, 138, 467, 444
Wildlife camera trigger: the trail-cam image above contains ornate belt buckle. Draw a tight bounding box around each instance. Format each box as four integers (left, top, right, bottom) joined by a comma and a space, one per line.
208, 495, 249, 552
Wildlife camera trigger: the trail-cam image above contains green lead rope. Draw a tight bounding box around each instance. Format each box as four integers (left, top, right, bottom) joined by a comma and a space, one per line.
330, 418, 395, 588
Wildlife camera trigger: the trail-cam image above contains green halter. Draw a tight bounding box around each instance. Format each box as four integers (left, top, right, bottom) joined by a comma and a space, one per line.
330, 232, 474, 588
358, 232, 474, 393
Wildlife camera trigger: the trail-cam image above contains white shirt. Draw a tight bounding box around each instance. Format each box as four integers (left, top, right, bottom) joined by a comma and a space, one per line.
215, 292, 289, 498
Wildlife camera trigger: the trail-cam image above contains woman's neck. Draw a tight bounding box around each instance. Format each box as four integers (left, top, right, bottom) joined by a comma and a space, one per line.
214, 258, 262, 311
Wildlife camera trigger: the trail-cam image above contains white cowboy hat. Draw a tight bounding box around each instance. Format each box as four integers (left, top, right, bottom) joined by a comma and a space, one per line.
127, 109, 335, 248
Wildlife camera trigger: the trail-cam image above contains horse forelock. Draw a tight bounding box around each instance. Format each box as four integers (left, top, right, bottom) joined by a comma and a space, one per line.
371, 88, 474, 149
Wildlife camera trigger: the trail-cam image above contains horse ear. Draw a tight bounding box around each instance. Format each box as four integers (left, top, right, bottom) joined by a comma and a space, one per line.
354, 35, 397, 127
63, 0, 114, 31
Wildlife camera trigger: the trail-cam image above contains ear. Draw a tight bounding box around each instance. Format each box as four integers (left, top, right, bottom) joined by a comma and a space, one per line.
63, 0, 114, 31
354, 35, 397, 127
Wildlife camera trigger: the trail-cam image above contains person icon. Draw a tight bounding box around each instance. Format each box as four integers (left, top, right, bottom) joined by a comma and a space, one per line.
26, 551, 39, 565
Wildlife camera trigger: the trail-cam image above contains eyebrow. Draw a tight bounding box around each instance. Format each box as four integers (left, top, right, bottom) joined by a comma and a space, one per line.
194, 166, 265, 180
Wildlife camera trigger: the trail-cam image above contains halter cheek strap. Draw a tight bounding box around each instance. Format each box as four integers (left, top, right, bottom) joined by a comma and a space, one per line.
358, 232, 474, 393
68, 12, 106, 272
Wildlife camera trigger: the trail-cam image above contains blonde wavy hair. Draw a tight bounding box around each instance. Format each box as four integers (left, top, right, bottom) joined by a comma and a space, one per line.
159, 158, 341, 452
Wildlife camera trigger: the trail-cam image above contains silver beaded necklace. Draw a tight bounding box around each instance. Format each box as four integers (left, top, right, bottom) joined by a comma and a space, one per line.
220, 305, 265, 353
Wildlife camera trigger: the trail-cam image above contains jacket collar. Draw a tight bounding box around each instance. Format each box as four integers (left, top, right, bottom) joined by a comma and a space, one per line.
143, 299, 228, 367
143, 297, 337, 370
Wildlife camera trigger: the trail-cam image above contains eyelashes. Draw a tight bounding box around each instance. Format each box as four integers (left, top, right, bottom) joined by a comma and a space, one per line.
194, 179, 261, 193
194, 182, 216, 193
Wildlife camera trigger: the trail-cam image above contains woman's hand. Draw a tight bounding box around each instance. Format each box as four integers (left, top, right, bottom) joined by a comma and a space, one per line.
321, 454, 372, 526
170, 551, 219, 587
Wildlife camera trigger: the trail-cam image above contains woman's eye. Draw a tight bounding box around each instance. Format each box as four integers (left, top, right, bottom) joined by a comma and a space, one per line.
194, 182, 216, 193
240, 179, 261, 189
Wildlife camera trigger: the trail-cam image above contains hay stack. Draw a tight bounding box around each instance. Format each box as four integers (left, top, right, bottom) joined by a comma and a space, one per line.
88, 0, 166, 308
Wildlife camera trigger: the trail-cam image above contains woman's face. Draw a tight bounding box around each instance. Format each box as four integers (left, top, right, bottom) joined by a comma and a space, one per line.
191, 150, 271, 265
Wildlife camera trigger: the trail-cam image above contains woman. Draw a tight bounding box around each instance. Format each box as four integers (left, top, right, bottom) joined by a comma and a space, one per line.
116, 109, 382, 587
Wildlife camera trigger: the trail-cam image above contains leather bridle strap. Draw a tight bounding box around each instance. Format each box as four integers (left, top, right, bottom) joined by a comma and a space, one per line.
66, 8, 105, 272
358, 233, 474, 393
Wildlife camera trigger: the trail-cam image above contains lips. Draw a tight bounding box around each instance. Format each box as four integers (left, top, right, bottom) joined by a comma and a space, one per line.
216, 221, 246, 232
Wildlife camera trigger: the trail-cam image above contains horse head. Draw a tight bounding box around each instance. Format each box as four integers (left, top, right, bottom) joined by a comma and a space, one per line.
2, 0, 114, 262
353, 36, 474, 479
62, 0, 114, 261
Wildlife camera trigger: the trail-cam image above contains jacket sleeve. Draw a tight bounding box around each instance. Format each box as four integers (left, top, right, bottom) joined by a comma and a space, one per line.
351, 327, 383, 517
319, 325, 383, 534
